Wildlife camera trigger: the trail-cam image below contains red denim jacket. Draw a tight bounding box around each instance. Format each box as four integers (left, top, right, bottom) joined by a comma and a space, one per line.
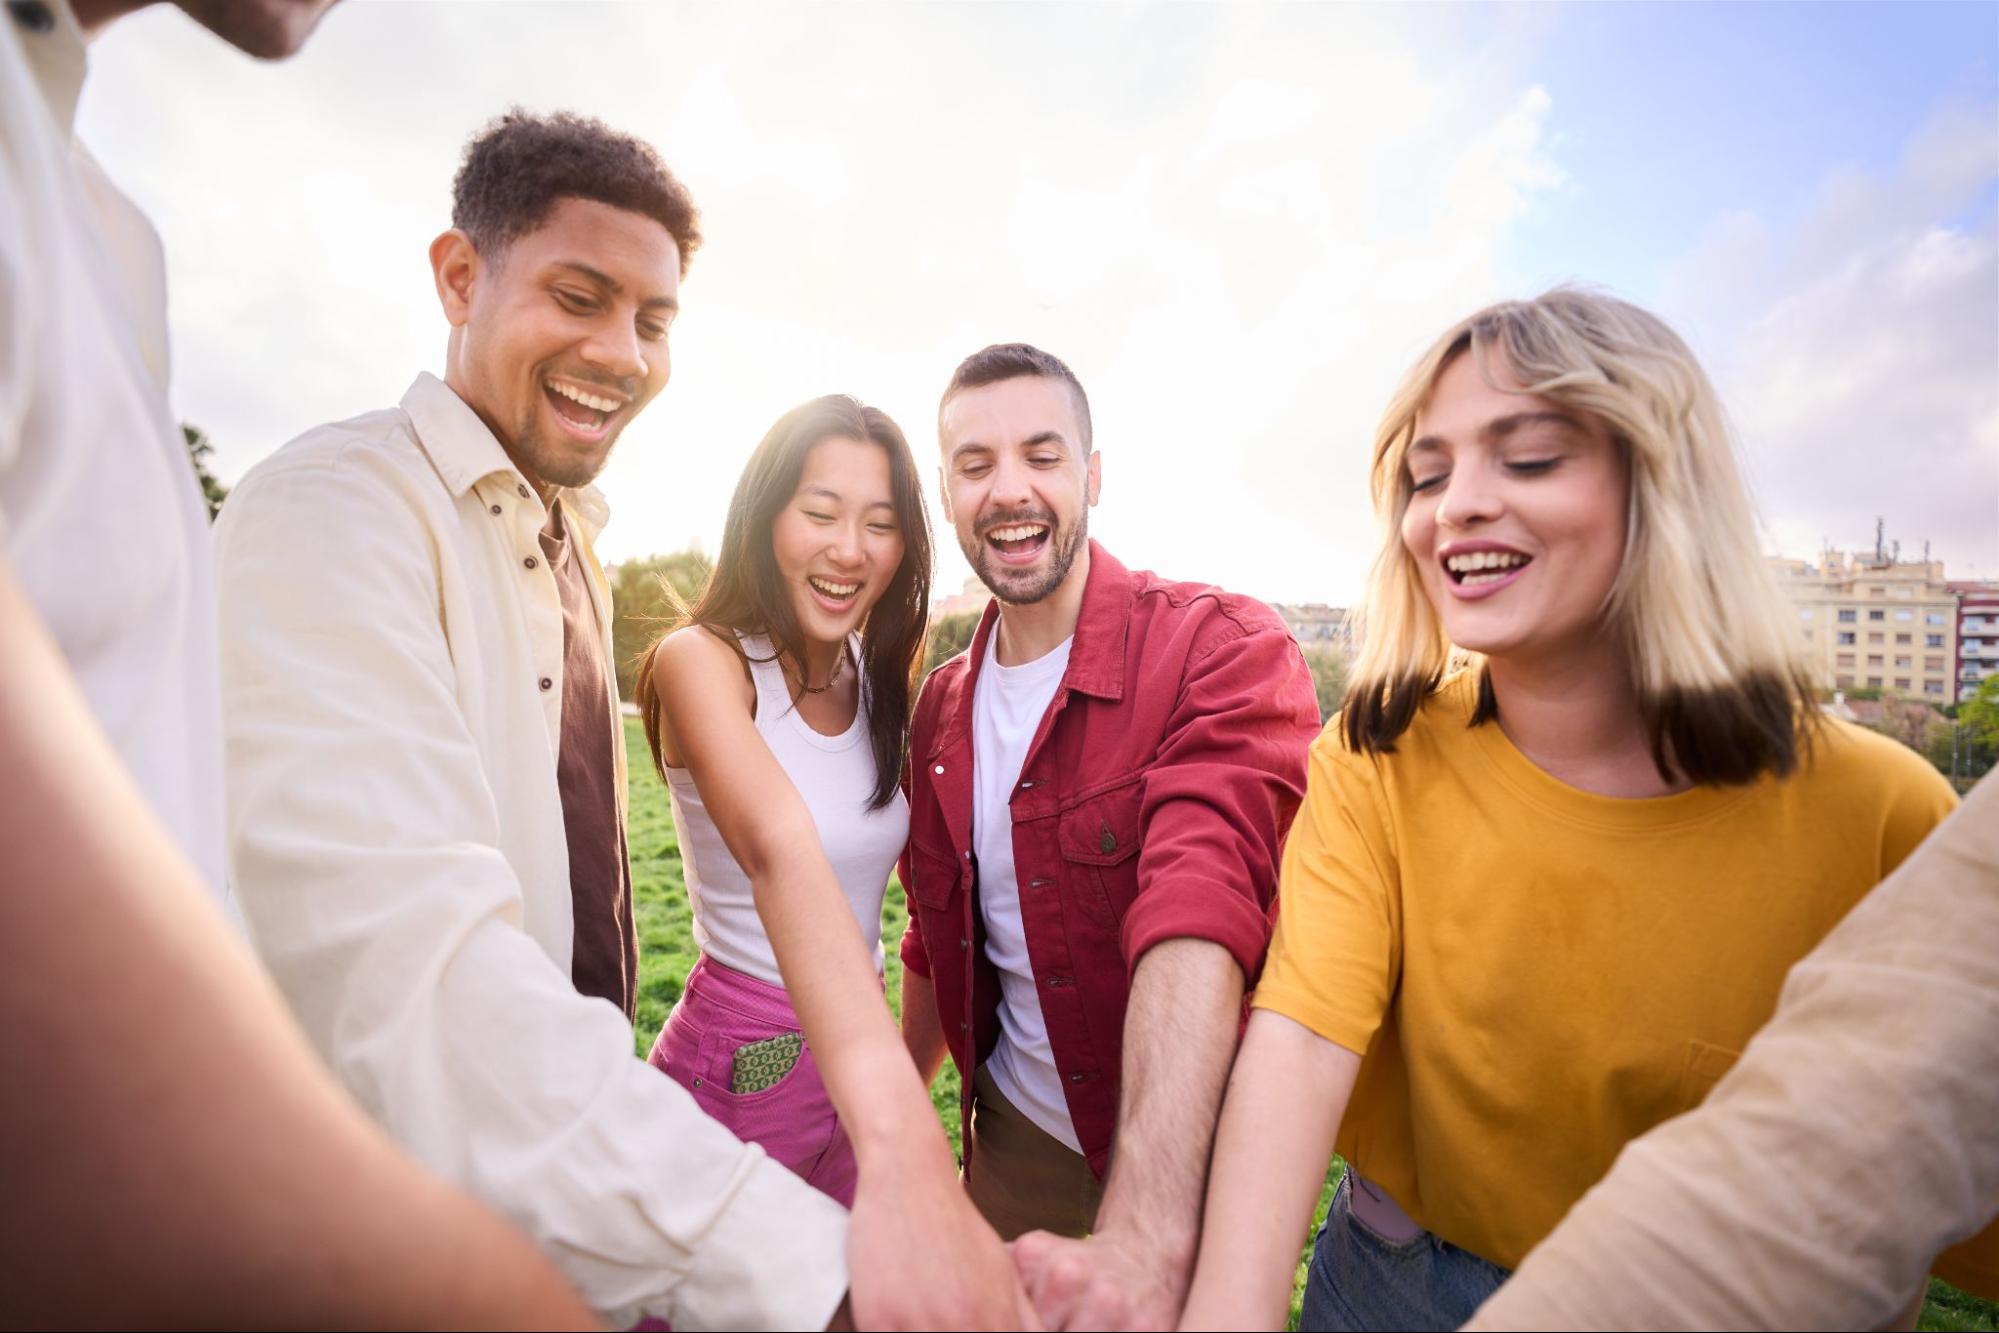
899, 542, 1320, 1176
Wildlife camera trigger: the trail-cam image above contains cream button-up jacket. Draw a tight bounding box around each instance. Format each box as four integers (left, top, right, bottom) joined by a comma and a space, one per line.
216, 373, 847, 1330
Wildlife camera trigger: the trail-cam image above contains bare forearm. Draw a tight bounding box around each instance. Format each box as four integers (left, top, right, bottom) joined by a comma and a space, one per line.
1181, 1012, 1358, 1331
752, 845, 951, 1167
0, 567, 594, 1329
901, 966, 950, 1084
1096, 940, 1245, 1269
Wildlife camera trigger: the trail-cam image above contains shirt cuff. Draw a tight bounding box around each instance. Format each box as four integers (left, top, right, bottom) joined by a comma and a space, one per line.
669, 1155, 849, 1330
1120, 875, 1272, 986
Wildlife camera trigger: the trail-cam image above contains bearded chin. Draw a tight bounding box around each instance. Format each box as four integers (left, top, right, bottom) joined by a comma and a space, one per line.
967, 511, 1088, 606
512, 417, 615, 491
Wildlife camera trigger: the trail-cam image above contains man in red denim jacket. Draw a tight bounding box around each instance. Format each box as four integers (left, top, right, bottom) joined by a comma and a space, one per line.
898, 343, 1320, 1331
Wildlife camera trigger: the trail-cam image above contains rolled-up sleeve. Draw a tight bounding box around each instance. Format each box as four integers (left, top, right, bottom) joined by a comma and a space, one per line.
216, 454, 847, 1331
1122, 624, 1320, 982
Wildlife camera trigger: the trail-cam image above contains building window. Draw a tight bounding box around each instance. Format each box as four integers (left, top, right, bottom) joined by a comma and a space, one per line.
1895, 633, 1911, 645
1838, 609, 1857, 623
1927, 634, 1944, 648
1868, 654, 1884, 666
1927, 657, 1945, 671
1836, 653, 1855, 667
1927, 612, 1946, 625
1837, 632, 1855, 645
1895, 677, 1912, 690
1869, 632, 1885, 645
1869, 610, 1884, 622
1894, 609, 1913, 621
1895, 656, 1912, 669
1798, 608, 1813, 620
1867, 676, 1884, 687
1836, 674, 1855, 688
1926, 680, 1945, 696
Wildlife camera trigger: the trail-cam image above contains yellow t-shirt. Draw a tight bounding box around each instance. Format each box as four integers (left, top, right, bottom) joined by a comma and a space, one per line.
1254, 670, 1960, 1274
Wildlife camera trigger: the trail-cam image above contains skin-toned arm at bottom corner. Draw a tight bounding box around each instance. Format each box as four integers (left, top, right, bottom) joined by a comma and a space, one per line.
0, 561, 597, 1330
653, 630, 1035, 1331
1013, 938, 1245, 1331
1179, 1008, 1362, 1332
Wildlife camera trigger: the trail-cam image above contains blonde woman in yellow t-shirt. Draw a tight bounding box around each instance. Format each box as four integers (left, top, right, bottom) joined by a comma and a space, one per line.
1180, 288, 1980, 1331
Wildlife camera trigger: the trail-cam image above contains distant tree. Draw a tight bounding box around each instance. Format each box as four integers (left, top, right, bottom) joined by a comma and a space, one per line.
922, 611, 982, 679
1301, 645, 1349, 724
608, 549, 712, 700
182, 423, 228, 520
1961, 675, 1999, 751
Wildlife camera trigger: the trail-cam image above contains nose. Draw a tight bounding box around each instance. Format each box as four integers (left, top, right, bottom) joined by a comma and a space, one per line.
987, 453, 1034, 510
1433, 463, 1503, 531
826, 519, 865, 571
580, 318, 648, 386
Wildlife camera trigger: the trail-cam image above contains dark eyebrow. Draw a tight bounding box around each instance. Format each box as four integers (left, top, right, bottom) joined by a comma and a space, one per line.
551, 261, 679, 313
1410, 410, 1584, 455
1022, 430, 1068, 450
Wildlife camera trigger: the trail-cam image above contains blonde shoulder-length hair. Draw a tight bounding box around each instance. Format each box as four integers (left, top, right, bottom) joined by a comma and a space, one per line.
1342, 287, 1817, 786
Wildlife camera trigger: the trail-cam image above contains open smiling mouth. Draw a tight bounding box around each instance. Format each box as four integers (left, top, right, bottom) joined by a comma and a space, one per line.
985, 522, 1050, 559
807, 576, 861, 608
544, 378, 625, 439
1445, 550, 1532, 586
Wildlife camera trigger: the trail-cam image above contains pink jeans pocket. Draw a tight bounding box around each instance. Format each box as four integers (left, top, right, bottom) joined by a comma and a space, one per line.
646, 956, 857, 1208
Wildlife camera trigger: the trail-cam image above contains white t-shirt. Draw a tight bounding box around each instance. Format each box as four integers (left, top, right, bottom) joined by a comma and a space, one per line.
667, 633, 909, 987
972, 632, 1080, 1152
1, 2, 233, 918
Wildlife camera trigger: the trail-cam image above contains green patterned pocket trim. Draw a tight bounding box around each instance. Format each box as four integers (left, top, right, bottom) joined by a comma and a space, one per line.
730, 1031, 803, 1094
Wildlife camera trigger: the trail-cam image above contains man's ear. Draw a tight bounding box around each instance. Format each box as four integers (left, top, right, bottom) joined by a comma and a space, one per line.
1085, 449, 1102, 507
429, 229, 481, 328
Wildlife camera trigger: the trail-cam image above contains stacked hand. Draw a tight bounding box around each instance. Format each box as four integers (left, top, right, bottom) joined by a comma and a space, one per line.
847, 1148, 1043, 1330
1011, 1228, 1186, 1331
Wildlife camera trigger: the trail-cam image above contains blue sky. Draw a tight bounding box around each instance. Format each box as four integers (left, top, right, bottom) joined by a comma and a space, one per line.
83, 1, 1998, 600
1500, 1, 1999, 302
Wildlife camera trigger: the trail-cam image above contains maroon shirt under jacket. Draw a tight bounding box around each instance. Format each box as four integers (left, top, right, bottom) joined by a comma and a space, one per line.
899, 541, 1320, 1176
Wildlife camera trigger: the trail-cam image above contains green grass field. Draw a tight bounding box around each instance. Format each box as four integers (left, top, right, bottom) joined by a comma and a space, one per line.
621, 719, 1994, 1331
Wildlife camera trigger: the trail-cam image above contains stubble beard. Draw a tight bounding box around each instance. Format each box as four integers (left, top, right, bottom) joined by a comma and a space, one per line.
512, 416, 618, 492
963, 508, 1088, 606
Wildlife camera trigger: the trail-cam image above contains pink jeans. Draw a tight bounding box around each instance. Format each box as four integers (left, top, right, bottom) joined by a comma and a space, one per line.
646, 955, 858, 1207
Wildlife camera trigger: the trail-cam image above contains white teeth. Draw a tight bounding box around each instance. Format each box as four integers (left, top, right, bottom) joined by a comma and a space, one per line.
548, 381, 621, 413
989, 524, 1048, 542
809, 577, 859, 599
1445, 550, 1528, 574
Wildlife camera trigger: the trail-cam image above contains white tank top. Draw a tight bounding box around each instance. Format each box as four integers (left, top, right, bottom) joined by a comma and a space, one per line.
666, 632, 909, 987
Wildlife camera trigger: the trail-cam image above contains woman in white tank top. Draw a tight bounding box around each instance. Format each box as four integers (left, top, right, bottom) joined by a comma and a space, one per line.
633, 395, 1025, 1318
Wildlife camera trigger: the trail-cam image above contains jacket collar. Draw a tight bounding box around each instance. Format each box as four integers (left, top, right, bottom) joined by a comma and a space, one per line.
931, 540, 1130, 758
400, 371, 611, 533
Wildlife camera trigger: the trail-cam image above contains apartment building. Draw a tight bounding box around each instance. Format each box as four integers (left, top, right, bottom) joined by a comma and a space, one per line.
1949, 581, 1999, 702
1771, 536, 1956, 701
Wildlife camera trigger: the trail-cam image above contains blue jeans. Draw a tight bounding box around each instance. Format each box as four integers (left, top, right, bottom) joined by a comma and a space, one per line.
1299, 1173, 1512, 1332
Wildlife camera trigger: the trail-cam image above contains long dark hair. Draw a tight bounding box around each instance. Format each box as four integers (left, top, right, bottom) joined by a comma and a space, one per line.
635, 395, 931, 810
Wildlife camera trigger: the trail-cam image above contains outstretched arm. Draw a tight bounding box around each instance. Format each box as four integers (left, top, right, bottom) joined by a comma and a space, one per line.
654, 628, 1035, 1331
1013, 622, 1322, 1331
1180, 1010, 1361, 1331
0, 559, 595, 1329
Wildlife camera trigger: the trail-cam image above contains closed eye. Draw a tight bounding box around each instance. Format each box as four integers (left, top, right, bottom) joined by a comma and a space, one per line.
1506, 458, 1562, 476
1408, 472, 1448, 494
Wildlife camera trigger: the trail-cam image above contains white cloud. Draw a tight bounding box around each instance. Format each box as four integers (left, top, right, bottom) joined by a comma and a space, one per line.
79, 2, 1567, 604
1663, 101, 1999, 580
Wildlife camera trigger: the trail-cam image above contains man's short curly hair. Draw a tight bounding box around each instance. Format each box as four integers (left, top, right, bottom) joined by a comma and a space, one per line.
451, 109, 701, 276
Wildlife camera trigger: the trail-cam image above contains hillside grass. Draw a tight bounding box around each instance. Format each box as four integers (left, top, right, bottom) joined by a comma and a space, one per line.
621, 719, 1994, 1331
